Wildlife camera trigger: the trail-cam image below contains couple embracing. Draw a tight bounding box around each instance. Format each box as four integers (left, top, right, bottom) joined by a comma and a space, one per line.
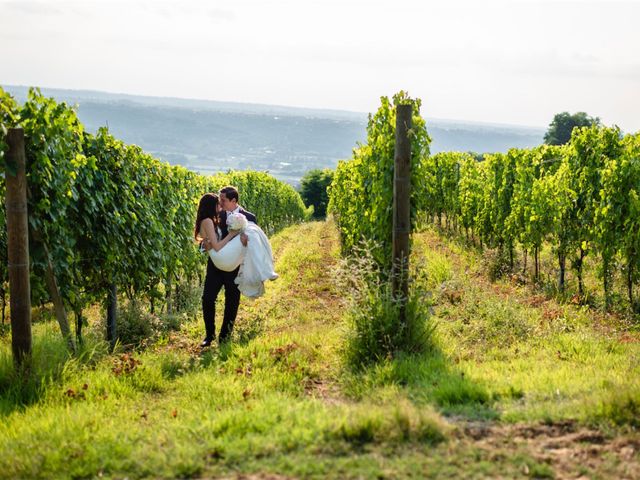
194, 186, 277, 348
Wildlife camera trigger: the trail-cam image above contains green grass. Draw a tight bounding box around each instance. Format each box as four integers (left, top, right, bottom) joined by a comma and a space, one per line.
0, 220, 638, 478
414, 227, 640, 427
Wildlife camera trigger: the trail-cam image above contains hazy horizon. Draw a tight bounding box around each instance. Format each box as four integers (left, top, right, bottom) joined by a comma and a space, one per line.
3, 83, 549, 131
1, 84, 546, 187
1, 0, 638, 133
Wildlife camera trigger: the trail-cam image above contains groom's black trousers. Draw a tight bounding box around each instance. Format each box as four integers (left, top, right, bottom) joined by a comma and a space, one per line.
202, 258, 241, 343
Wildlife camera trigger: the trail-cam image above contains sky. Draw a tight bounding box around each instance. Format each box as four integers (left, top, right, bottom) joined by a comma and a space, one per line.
1, 0, 639, 132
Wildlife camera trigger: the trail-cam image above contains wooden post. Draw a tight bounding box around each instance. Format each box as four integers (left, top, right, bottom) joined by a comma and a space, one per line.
106, 283, 117, 349
392, 104, 412, 303
5, 128, 32, 367
165, 277, 173, 315
74, 306, 84, 346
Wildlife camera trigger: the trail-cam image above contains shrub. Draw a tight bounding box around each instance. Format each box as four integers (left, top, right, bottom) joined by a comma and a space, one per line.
336, 244, 435, 369
117, 301, 182, 348
299, 168, 334, 219
481, 247, 512, 281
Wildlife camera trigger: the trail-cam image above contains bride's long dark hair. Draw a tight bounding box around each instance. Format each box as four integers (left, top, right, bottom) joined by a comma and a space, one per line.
194, 193, 220, 241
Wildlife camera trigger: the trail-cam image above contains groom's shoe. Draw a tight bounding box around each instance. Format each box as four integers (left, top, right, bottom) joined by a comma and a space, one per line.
200, 337, 213, 348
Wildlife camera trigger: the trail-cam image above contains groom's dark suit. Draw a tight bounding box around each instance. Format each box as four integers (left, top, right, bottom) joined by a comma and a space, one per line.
202, 207, 257, 344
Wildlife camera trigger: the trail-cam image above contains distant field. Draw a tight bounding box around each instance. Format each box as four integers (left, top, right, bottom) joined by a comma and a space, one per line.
3, 85, 545, 185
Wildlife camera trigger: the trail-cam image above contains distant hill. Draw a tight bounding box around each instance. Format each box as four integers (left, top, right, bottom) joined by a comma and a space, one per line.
3, 85, 545, 186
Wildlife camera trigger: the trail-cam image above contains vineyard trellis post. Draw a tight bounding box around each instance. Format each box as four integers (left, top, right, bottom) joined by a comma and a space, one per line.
5, 128, 32, 368
392, 103, 412, 313
107, 283, 117, 350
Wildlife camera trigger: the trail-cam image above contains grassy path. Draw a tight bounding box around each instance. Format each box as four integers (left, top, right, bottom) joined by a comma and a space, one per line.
0, 221, 639, 479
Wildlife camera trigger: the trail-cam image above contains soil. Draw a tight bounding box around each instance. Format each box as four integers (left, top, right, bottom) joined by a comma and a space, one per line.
457, 419, 640, 479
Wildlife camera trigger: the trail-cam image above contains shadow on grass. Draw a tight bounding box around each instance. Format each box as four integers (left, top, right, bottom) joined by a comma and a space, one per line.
233, 311, 266, 346
336, 240, 498, 420
0, 329, 110, 417
197, 340, 238, 369
344, 343, 500, 421
0, 347, 67, 418
0, 365, 47, 417
392, 348, 499, 420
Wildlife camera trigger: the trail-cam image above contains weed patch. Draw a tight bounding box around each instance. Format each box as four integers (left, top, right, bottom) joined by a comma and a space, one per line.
336, 245, 436, 369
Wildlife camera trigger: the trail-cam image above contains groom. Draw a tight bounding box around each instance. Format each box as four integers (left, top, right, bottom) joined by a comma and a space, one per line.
201, 186, 256, 347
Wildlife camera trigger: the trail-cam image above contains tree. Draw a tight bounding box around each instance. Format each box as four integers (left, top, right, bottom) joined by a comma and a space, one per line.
300, 168, 334, 219
544, 112, 600, 145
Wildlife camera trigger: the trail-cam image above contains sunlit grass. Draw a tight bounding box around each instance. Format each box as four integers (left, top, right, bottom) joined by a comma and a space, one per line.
0, 221, 638, 479
0, 221, 449, 479
413, 228, 640, 427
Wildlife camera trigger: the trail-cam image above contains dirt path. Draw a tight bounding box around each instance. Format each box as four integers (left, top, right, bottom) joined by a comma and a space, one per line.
455, 419, 640, 479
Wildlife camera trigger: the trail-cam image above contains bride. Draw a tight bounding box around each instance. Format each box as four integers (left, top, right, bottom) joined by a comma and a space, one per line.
194, 193, 277, 298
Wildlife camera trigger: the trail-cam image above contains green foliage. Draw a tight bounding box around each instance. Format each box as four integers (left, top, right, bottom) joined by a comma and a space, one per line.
535, 159, 575, 276
481, 152, 517, 250
0, 86, 18, 160
596, 132, 640, 307
0, 87, 19, 295
544, 111, 600, 145
328, 91, 431, 270
507, 145, 563, 256
458, 153, 482, 235
413, 124, 640, 310
0, 88, 309, 343
16, 89, 88, 304
419, 152, 466, 229
299, 168, 334, 219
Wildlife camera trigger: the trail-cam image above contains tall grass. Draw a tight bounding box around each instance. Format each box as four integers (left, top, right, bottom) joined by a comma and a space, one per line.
414, 228, 640, 427
336, 245, 435, 369
0, 322, 110, 415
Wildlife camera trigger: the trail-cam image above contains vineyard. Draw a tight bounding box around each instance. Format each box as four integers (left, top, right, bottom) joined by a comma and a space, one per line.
330, 94, 640, 314
0, 87, 310, 349
1, 88, 639, 478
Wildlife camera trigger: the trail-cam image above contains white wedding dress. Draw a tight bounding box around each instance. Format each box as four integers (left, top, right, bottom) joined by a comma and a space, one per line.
207, 222, 278, 298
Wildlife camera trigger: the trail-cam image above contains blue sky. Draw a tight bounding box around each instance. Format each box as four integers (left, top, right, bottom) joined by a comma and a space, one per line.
1, 0, 639, 131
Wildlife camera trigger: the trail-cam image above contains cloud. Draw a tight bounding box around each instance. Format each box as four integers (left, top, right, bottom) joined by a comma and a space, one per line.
204, 7, 236, 22
131, 1, 236, 22
3, 0, 64, 16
